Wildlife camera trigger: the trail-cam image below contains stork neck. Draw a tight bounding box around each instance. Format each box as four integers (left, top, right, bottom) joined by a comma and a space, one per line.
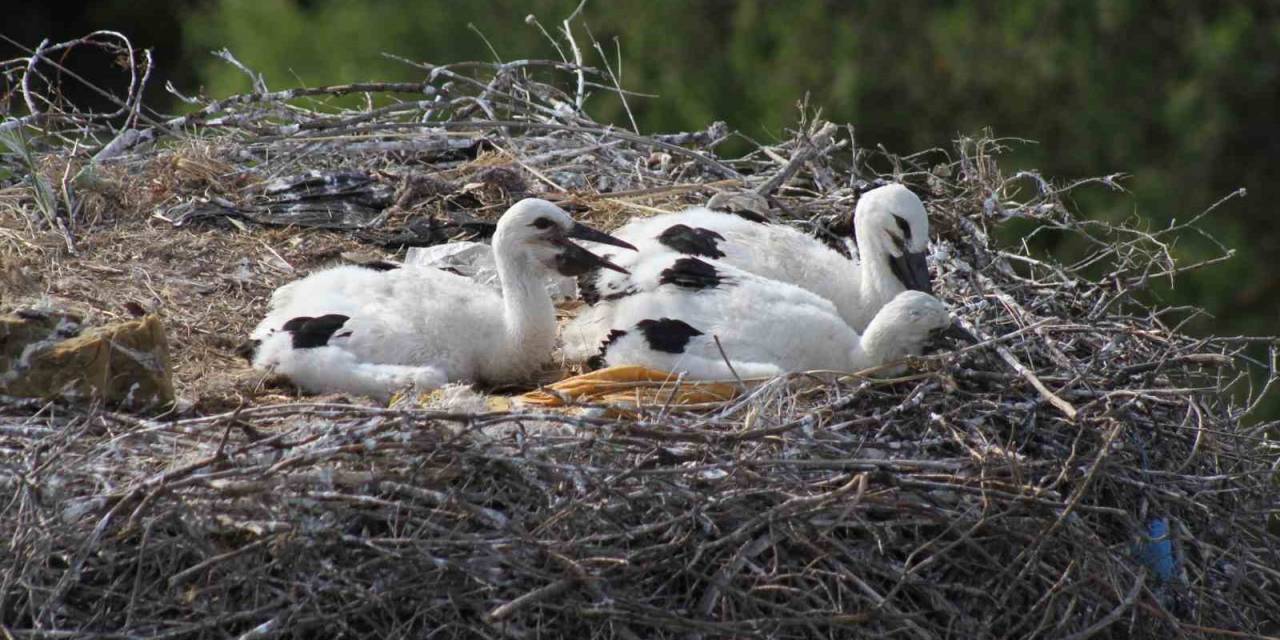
845, 230, 901, 328
492, 239, 557, 360
861, 247, 898, 297
855, 306, 913, 370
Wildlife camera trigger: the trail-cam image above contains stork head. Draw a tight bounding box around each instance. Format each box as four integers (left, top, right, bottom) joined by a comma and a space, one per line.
854, 184, 932, 293
887, 290, 952, 334
862, 290, 954, 366
494, 198, 636, 275
878, 291, 978, 351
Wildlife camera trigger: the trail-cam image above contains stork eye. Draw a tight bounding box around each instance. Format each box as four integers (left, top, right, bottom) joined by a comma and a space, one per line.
893, 214, 912, 240
531, 217, 556, 230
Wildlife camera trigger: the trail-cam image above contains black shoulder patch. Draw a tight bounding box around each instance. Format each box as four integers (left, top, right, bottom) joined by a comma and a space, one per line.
636, 318, 703, 354
360, 260, 401, 271
280, 316, 311, 332
658, 257, 725, 290
284, 314, 352, 349
657, 224, 726, 258
587, 329, 628, 370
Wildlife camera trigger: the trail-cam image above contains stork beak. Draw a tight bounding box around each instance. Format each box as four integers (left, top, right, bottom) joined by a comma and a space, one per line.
554, 241, 630, 276
937, 320, 978, 344
566, 222, 637, 251
888, 251, 933, 294
552, 221, 635, 275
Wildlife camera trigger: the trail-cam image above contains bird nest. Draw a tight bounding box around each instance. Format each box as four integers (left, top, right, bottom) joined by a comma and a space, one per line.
2, 32, 1278, 639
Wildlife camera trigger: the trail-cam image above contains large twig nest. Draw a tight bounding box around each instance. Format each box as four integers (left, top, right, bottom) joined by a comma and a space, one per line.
1, 33, 1277, 640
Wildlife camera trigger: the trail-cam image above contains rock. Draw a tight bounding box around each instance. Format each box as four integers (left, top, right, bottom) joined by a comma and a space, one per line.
1, 310, 175, 409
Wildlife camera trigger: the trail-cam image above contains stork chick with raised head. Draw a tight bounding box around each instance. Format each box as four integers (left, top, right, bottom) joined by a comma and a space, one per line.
564, 184, 933, 361
246, 198, 635, 399
586, 252, 953, 379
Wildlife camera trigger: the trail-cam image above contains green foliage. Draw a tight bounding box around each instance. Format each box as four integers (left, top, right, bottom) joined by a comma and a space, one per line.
184, 0, 581, 101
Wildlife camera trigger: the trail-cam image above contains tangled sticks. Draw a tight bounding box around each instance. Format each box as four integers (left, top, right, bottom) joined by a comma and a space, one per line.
2, 32, 1278, 639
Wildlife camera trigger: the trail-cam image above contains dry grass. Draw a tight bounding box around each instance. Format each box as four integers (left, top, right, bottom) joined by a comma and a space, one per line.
1, 169, 370, 409
1, 32, 1278, 640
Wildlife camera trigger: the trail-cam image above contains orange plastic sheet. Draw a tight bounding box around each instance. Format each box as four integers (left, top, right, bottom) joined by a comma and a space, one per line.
518, 365, 742, 410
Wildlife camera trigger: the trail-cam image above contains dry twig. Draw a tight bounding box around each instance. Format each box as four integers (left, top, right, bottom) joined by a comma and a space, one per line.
1, 30, 1276, 640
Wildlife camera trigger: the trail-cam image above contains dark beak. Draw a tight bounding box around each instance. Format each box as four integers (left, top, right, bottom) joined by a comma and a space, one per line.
933, 320, 978, 345
554, 242, 630, 276
888, 251, 933, 293
566, 222, 637, 251
552, 221, 635, 275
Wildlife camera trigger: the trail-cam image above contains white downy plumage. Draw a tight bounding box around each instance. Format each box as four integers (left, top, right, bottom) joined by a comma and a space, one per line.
247, 198, 634, 399
563, 183, 933, 361
587, 251, 953, 380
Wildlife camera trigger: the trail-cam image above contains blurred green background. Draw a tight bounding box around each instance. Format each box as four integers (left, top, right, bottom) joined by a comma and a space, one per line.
6, 0, 1278, 402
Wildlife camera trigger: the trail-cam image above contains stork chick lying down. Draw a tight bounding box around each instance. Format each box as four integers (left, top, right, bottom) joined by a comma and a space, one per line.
585, 252, 954, 380
563, 183, 934, 362
245, 199, 635, 400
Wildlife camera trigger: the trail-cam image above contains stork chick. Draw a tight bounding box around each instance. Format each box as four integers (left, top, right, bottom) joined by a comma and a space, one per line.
586, 252, 952, 380
246, 198, 634, 399
564, 184, 933, 361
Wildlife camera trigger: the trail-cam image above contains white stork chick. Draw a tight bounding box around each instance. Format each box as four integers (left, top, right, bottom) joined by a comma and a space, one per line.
585, 253, 953, 380
245, 198, 635, 399
564, 184, 932, 361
